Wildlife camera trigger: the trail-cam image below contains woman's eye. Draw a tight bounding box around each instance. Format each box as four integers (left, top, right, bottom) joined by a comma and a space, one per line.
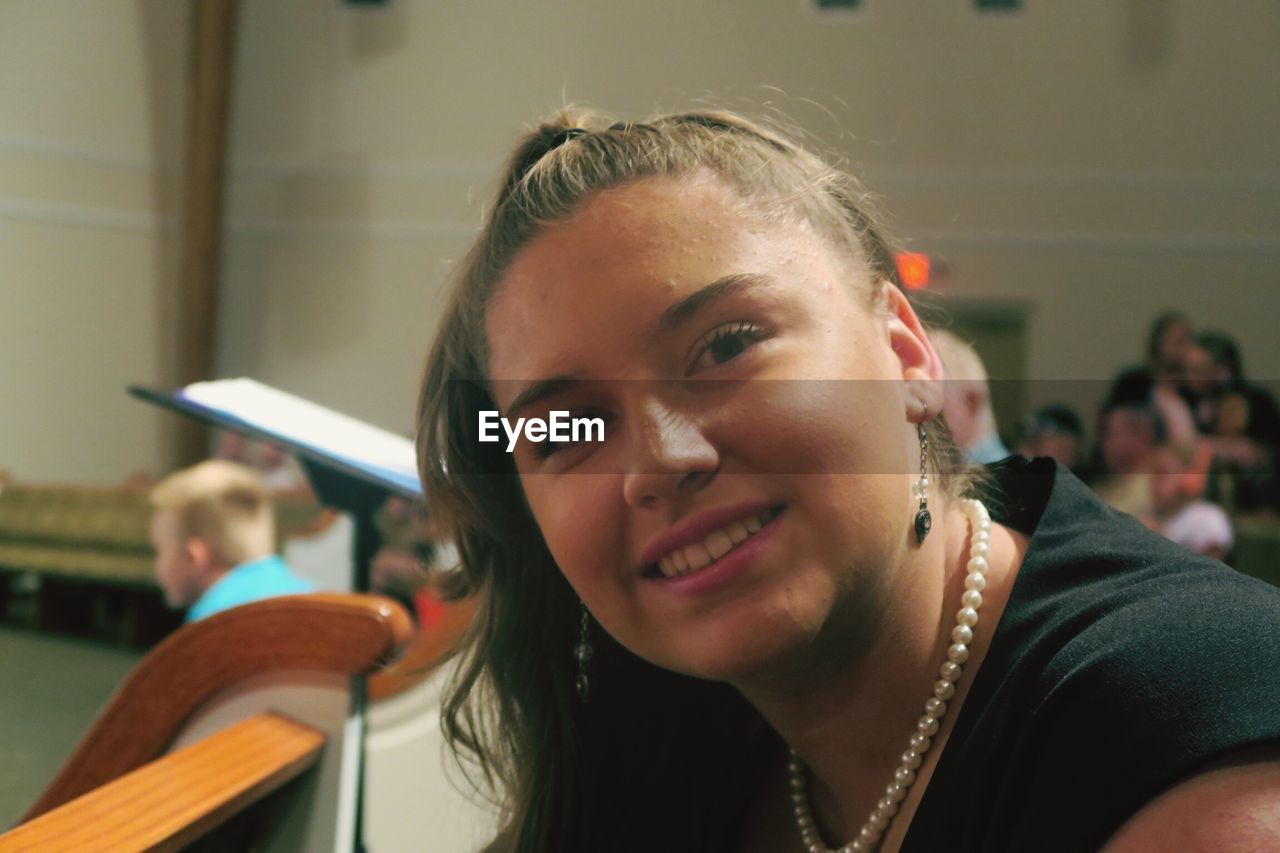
533, 436, 576, 459
690, 322, 771, 373
531, 410, 611, 460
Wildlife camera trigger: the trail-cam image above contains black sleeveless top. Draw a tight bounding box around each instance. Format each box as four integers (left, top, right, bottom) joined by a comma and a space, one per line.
901, 456, 1280, 851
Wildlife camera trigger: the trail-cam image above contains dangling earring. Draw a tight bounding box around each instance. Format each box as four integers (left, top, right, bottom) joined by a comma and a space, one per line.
574, 602, 593, 704
914, 412, 932, 545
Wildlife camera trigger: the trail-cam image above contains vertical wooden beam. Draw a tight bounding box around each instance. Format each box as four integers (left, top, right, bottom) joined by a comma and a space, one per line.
173, 0, 239, 467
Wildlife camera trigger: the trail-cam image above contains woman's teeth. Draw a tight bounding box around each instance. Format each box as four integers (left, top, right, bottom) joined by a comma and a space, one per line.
655, 508, 779, 579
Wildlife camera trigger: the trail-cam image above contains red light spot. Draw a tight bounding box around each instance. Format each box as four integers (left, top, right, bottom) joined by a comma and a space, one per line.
896, 252, 931, 290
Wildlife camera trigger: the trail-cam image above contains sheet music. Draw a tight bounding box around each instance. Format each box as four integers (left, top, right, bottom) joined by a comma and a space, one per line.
178, 378, 421, 496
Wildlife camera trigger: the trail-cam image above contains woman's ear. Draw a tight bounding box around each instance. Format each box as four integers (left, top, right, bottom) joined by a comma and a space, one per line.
879, 281, 944, 424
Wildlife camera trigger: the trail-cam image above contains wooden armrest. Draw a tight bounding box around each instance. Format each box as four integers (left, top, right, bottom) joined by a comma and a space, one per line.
0, 712, 324, 853
369, 597, 476, 702
24, 593, 412, 820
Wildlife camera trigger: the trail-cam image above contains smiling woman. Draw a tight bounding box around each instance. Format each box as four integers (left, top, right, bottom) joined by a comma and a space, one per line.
413, 109, 1280, 853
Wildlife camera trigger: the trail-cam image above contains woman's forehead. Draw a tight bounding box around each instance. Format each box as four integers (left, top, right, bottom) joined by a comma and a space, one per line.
512, 174, 773, 275
485, 175, 833, 382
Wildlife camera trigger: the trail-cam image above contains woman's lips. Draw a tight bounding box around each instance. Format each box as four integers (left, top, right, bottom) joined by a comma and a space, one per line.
650, 506, 783, 578
642, 506, 787, 597
640, 504, 786, 581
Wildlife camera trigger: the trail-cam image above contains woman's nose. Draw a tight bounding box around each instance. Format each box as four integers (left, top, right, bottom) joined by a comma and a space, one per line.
621, 398, 720, 510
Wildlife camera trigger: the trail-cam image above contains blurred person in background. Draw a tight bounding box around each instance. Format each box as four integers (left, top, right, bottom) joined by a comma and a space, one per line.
930, 329, 1010, 464
214, 431, 312, 497
1014, 404, 1085, 474
1105, 311, 1194, 406
1094, 401, 1166, 519
371, 496, 459, 630
1180, 336, 1222, 425
1193, 332, 1280, 514
1101, 311, 1199, 471
149, 460, 315, 622
1147, 444, 1233, 562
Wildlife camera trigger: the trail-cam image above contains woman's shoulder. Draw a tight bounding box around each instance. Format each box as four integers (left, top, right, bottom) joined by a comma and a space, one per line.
1037, 555, 1280, 705
1004, 460, 1280, 714
1000, 556, 1280, 848
991, 457, 1266, 620
937, 458, 1280, 850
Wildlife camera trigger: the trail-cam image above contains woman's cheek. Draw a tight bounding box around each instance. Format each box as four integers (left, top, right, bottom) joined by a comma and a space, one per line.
719, 379, 882, 475
527, 474, 623, 596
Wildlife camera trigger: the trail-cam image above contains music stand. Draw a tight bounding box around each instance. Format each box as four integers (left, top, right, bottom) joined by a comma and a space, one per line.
130, 382, 421, 592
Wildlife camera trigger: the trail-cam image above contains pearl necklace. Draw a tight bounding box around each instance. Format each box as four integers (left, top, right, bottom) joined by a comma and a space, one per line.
788, 497, 992, 853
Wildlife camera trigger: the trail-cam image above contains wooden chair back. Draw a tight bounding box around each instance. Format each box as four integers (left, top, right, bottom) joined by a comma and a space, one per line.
8, 593, 412, 851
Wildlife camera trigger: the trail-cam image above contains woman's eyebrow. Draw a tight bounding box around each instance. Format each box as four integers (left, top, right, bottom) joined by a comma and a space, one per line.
501, 374, 580, 423
657, 272, 775, 333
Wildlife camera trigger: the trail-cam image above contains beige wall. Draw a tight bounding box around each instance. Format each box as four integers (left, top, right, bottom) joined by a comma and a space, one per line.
4, 1, 1278, 481
220, 0, 1279, 436
1, 1, 187, 482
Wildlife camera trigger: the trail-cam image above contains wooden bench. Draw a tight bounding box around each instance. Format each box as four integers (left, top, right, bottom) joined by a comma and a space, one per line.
1, 712, 325, 852
1, 593, 412, 851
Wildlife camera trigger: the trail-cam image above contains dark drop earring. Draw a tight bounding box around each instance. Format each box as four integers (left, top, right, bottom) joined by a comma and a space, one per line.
574, 602, 593, 703
914, 416, 932, 545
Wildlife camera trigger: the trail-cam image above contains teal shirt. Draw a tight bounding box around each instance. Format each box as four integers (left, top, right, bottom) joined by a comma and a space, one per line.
185, 555, 316, 622
967, 433, 1012, 466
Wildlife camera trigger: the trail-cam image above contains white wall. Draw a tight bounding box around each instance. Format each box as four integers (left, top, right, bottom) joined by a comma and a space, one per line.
0, 1, 187, 482
219, 0, 1279, 439
4, 1, 1278, 481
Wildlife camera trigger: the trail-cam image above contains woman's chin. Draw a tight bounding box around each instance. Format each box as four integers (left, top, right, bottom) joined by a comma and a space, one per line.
647, 618, 821, 685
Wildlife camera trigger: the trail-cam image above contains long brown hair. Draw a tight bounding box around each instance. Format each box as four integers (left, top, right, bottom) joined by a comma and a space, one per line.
415, 107, 976, 852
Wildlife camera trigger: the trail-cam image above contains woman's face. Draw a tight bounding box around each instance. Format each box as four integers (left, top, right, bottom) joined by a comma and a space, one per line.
485, 173, 942, 682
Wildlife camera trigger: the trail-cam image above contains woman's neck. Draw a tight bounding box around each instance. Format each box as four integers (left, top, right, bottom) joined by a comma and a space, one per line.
733, 501, 1027, 847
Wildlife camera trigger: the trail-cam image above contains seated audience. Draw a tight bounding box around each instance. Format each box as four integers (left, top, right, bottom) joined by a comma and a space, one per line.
1103, 310, 1193, 408
1101, 311, 1199, 460
1179, 337, 1223, 431
371, 496, 459, 629
1148, 444, 1234, 561
148, 460, 315, 622
930, 329, 1010, 464
1093, 401, 1165, 519
1193, 331, 1280, 513
1014, 404, 1084, 473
